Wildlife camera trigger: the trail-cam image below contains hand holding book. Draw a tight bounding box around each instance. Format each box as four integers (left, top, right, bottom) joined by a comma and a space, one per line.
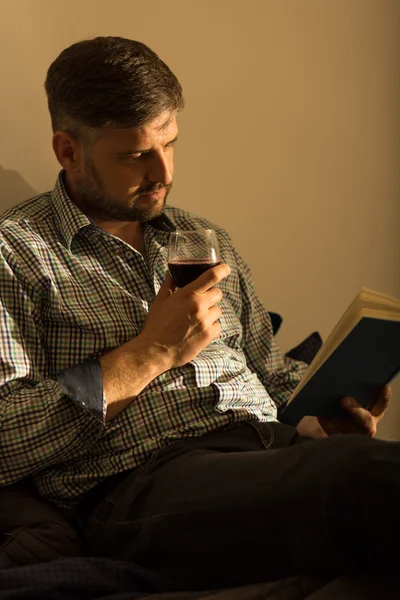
317, 384, 391, 437
282, 288, 400, 422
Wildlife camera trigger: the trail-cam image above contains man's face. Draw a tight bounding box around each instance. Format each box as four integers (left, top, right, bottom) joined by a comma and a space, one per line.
74, 110, 178, 222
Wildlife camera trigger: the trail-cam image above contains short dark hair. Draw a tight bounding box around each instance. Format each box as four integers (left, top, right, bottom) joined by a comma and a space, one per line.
45, 36, 184, 138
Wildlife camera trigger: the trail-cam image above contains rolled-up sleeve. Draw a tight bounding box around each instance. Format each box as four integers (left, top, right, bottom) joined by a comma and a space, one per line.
57, 359, 105, 421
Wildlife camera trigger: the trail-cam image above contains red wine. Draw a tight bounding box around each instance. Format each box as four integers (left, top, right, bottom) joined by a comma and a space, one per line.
168, 259, 221, 287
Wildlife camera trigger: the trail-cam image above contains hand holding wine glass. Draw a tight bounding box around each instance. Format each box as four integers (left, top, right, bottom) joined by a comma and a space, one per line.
134, 228, 230, 371
139, 260, 231, 370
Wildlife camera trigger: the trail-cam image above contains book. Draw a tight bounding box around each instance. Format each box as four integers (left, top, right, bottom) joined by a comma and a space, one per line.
281, 288, 400, 421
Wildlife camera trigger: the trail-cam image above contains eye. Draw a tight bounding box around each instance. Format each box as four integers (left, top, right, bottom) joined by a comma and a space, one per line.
125, 153, 143, 161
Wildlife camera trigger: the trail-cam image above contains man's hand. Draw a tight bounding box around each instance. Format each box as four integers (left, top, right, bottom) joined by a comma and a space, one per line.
317, 385, 391, 437
138, 263, 231, 371
101, 263, 231, 421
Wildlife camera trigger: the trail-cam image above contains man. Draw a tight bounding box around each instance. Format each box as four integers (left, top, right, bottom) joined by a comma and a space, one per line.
0, 37, 398, 590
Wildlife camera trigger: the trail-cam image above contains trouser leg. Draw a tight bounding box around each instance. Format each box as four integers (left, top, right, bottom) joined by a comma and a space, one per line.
86, 424, 400, 590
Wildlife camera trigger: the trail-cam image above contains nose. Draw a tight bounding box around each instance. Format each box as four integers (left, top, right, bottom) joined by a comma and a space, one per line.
145, 151, 173, 186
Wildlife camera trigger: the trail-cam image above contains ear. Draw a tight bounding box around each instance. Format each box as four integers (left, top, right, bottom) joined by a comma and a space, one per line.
52, 131, 84, 175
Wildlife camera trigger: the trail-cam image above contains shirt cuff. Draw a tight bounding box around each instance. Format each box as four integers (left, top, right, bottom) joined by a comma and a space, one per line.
56, 359, 105, 421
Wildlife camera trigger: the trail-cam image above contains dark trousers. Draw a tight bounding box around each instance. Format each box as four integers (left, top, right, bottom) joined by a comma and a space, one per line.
82, 422, 400, 590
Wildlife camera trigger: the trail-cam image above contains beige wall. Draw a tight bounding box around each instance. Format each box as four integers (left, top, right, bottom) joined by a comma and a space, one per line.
1, 0, 399, 438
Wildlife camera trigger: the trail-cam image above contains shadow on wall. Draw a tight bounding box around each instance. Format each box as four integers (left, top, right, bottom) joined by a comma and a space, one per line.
0, 165, 38, 213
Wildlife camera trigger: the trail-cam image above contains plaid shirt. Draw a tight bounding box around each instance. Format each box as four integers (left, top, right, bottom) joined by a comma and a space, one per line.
0, 172, 307, 508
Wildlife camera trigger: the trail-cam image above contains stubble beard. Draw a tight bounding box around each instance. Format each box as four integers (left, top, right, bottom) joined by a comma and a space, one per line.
74, 157, 172, 222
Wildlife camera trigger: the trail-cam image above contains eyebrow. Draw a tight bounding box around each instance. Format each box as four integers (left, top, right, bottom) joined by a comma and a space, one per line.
116, 135, 179, 157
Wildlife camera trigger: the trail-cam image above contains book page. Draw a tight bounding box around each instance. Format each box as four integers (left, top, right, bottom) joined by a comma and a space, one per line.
360, 287, 400, 311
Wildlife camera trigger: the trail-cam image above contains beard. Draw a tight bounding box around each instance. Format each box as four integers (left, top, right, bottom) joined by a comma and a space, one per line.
74, 156, 172, 222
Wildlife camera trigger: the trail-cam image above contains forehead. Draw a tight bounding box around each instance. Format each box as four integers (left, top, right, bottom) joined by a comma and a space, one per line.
96, 111, 178, 150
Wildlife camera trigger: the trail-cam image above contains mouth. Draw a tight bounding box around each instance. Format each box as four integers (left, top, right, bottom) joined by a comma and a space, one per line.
140, 189, 165, 200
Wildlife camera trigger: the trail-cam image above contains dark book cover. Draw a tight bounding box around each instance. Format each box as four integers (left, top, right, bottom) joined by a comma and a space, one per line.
282, 317, 400, 421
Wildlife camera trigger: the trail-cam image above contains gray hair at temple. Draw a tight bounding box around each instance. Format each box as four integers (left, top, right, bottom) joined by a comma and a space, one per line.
44, 36, 185, 143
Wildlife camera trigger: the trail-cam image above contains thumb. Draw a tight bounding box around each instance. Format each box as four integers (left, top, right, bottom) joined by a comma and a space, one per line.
155, 271, 175, 302
369, 385, 391, 418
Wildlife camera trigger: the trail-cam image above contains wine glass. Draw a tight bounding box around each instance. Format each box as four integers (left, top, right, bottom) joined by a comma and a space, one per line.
168, 228, 221, 288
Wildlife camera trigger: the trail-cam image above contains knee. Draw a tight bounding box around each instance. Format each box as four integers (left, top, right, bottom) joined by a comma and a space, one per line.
320, 435, 399, 493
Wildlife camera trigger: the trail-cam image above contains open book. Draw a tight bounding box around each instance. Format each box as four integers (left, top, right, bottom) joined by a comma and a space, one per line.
281, 288, 400, 421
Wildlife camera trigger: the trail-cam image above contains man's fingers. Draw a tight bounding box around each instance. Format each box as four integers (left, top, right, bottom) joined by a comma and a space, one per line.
189, 263, 231, 294
341, 397, 376, 436
369, 385, 392, 418
207, 304, 222, 324
317, 417, 340, 436
202, 286, 223, 306
350, 408, 376, 436
320, 390, 390, 438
